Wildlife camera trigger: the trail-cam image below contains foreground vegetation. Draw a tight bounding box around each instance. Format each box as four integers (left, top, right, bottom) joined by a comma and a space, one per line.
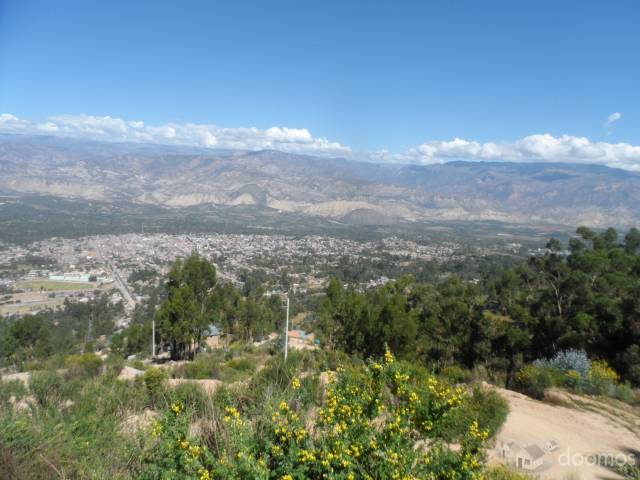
0, 348, 509, 479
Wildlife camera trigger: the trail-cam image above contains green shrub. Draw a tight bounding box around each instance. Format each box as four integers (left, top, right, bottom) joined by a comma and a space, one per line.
226, 357, 257, 373
30, 370, 67, 407
614, 383, 637, 404
441, 386, 509, 442
514, 364, 553, 399
441, 365, 473, 384
143, 367, 167, 398
185, 359, 218, 380
170, 382, 209, 412
65, 353, 103, 378
563, 369, 583, 391
104, 353, 125, 376
0, 379, 28, 407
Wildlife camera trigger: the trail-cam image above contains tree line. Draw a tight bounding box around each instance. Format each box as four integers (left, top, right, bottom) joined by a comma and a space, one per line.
318, 227, 640, 386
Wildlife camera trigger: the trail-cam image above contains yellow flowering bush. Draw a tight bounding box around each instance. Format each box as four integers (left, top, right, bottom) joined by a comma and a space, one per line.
143, 350, 490, 479
140, 402, 215, 480
588, 360, 619, 395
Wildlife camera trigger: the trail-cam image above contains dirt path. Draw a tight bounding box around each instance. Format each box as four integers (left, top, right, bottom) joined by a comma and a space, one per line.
489, 386, 640, 480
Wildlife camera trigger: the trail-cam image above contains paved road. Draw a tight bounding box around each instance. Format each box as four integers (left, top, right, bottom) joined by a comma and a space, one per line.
93, 240, 136, 311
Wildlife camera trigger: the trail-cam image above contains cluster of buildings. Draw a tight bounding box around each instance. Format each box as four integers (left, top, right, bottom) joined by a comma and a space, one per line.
2, 233, 471, 291
0, 231, 520, 320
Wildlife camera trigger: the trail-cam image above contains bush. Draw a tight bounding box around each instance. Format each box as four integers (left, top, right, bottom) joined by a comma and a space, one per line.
588, 360, 619, 395
441, 365, 473, 384
614, 383, 636, 404
184, 359, 218, 380
30, 370, 67, 407
514, 364, 553, 399
169, 382, 210, 412
141, 350, 492, 480
104, 354, 125, 376
143, 367, 167, 397
0, 379, 28, 407
536, 349, 591, 378
65, 353, 103, 378
441, 386, 509, 442
226, 357, 256, 373
563, 369, 584, 391
466, 387, 509, 437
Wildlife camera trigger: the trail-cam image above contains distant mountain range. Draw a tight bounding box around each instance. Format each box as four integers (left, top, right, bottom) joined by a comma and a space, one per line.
1, 134, 639, 228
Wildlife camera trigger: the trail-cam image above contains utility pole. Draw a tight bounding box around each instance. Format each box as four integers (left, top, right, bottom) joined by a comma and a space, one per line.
284, 295, 290, 361
152, 317, 156, 359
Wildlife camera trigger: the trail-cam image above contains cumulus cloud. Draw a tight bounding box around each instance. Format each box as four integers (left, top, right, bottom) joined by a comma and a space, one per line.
0, 112, 351, 157
405, 133, 640, 171
1, 112, 640, 171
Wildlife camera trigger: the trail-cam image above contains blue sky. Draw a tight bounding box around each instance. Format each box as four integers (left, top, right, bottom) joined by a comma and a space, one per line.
1, 1, 639, 168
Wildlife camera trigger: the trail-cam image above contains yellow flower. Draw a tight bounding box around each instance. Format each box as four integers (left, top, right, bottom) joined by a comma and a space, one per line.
151, 421, 163, 438
292, 377, 301, 390
384, 349, 395, 365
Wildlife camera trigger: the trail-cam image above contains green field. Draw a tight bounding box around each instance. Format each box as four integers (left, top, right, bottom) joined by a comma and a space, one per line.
15, 280, 96, 291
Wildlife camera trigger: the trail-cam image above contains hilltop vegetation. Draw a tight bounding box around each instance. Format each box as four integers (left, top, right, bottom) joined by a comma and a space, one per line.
319, 227, 640, 388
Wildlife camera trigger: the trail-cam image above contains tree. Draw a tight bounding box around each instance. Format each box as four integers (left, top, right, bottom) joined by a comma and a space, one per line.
0, 315, 53, 365
625, 228, 640, 254
157, 253, 217, 360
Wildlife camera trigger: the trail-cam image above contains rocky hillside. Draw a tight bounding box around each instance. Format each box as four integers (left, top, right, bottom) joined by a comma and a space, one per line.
1, 134, 639, 227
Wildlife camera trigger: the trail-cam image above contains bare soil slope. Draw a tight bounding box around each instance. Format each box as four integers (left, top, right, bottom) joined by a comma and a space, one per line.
490, 386, 640, 480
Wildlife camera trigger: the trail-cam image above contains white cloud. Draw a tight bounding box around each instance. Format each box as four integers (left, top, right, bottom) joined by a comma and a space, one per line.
1, 112, 640, 171
406, 133, 640, 171
606, 111, 622, 126
0, 113, 351, 157
604, 112, 622, 135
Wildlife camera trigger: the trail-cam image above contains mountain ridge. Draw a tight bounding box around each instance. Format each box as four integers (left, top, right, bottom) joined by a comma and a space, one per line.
1, 134, 639, 228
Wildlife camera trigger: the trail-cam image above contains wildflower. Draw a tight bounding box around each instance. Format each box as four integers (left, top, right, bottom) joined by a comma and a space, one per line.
151, 421, 163, 438
384, 349, 395, 365
292, 377, 301, 389
171, 402, 184, 415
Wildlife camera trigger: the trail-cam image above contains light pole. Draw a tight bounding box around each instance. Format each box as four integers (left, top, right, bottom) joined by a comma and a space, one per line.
284, 295, 290, 361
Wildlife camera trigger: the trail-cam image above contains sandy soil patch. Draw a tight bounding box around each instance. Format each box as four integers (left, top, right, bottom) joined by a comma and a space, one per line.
1, 372, 32, 386
121, 409, 158, 436
489, 386, 640, 480
167, 378, 222, 394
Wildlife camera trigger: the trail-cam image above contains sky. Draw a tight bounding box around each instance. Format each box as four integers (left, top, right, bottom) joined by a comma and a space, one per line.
1, 0, 639, 169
